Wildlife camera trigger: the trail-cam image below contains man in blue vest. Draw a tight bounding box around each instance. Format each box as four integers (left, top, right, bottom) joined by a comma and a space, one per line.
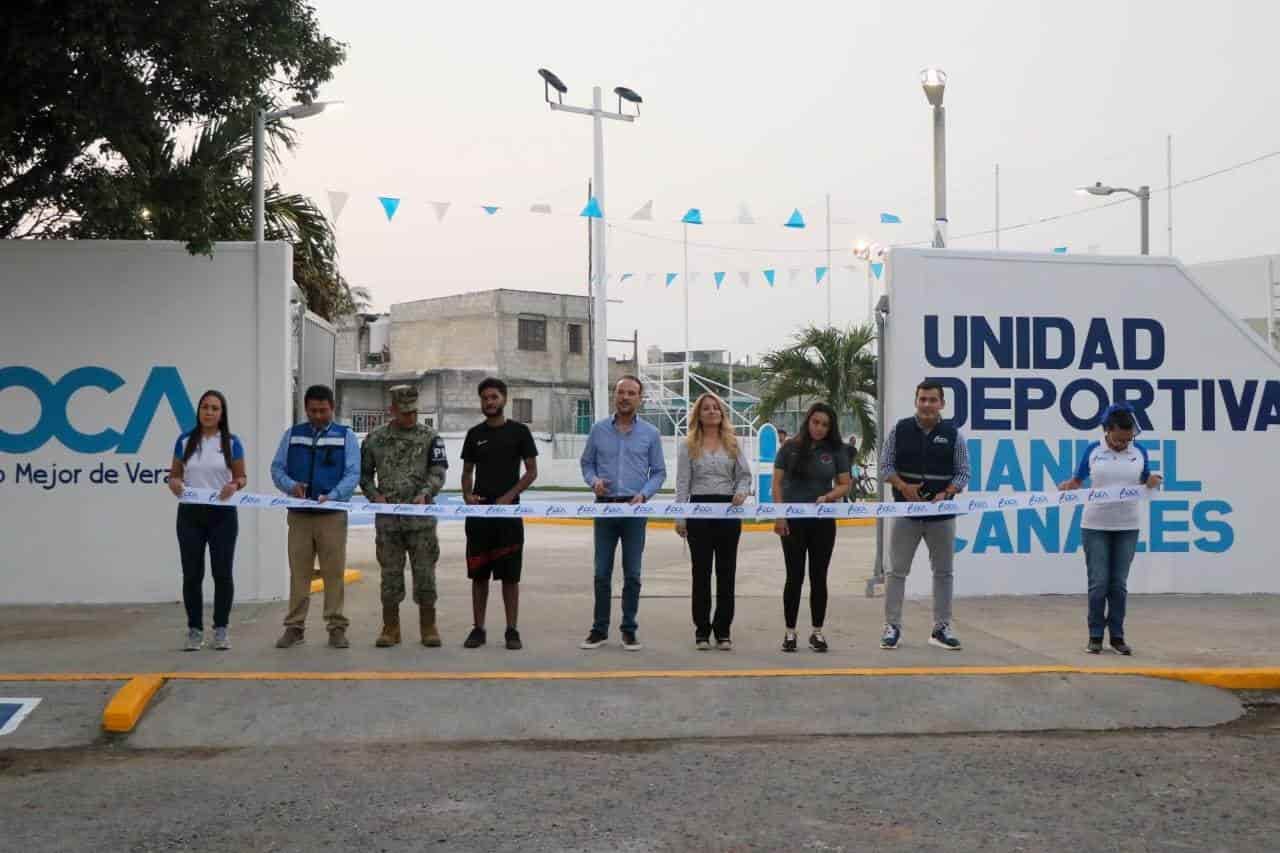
270, 385, 361, 649
877, 379, 970, 652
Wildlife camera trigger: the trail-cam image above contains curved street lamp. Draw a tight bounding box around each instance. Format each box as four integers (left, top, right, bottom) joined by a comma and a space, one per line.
1077, 181, 1151, 255
920, 68, 947, 247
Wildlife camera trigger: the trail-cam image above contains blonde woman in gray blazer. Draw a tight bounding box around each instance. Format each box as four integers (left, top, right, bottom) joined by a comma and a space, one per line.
676, 393, 752, 650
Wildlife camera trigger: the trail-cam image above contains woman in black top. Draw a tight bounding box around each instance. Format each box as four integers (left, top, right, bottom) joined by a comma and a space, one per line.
772, 402, 852, 652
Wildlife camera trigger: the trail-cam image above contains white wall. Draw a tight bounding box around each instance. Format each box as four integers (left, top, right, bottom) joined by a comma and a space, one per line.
0, 241, 292, 604
884, 249, 1280, 595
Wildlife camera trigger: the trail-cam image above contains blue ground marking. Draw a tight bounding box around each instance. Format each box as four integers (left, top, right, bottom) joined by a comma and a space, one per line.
0, 698, 41, 736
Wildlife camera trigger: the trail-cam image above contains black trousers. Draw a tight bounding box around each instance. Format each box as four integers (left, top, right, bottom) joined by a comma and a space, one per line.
686, 495, 742, 640
781, 518, 837, 630
176, 505, 238, 630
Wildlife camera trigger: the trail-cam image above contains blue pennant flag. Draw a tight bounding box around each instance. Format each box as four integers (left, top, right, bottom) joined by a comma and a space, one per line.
870, 261, 884, 280
377, 196, 401, 222
815, 266, 828, 284
580, 197, 603, 218
880, 212, 902, 224
1053, 246, 1068, 254
620, 273, 633, 283
784, 208, 805, 229
714, 271, 725, 290
681, 208, 703, 225
482, 205, 500, 216
763, 269, 776, 287
666, 273, 678, 287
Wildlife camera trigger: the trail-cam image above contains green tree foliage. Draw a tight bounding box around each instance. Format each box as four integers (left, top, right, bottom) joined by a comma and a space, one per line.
758, 324, 878, 455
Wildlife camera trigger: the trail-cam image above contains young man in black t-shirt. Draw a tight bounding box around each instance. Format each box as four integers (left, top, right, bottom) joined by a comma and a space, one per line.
460, 377, 539, 649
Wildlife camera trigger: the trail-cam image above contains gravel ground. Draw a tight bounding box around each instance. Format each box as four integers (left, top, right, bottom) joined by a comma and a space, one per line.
3, 705, 1278, 853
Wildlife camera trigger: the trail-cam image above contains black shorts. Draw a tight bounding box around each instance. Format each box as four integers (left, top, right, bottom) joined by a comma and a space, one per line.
464, 516, 524, 582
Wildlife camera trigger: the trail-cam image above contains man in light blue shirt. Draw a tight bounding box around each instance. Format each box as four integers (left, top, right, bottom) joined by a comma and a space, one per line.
579, 375, 666, 651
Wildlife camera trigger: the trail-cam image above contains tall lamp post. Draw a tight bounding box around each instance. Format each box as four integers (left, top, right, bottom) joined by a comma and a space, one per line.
921, 67, 948, 248
538, 68, 642, 423
1078, 182, 1151, 255
253, 101, 342, 242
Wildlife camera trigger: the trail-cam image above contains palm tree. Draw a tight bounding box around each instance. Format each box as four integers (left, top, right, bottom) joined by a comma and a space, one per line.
757, 324, 878, 455
50, 110, 359, 321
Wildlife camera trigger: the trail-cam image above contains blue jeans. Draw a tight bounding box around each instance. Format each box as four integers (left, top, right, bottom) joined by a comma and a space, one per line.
1082, 529, 1138, 640
592, 517, 648, 635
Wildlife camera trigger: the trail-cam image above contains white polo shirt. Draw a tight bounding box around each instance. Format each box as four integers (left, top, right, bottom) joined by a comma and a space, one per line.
174, 431, 245, 491
1074, 440, 1150, 531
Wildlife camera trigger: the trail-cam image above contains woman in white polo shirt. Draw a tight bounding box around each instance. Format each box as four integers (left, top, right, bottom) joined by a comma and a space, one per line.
1058, 404, 1162, 655
166, 391, 247, 651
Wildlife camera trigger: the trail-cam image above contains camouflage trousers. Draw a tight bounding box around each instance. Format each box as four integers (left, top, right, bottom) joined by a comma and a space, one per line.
375, 518, 440, 607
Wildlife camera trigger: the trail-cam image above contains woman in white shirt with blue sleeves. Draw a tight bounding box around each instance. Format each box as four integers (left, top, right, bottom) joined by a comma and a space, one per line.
1058, 404, 1162, 656
166, 390, 247, 651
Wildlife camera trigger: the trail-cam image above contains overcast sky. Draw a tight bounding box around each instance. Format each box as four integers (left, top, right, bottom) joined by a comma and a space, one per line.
278, 0, 1280, 362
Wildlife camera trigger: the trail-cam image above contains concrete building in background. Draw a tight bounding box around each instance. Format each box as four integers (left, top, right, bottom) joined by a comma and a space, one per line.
334, 289, 637, 437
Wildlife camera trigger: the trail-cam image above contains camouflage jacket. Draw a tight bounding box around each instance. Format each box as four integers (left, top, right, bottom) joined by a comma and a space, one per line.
359, 423, 448, 504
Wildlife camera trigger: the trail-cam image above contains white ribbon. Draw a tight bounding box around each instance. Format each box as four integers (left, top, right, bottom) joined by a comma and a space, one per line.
176, 486, 1148, 520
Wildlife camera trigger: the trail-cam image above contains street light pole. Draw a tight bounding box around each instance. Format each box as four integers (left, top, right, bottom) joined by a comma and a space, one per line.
1078, 181, 1151, 255
921, 68, 948, 248
539, 69, 641, 423
252, 101, 341, 244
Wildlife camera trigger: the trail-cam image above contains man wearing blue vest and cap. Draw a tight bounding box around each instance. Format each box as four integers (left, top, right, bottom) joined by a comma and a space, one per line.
270, 384, 361, 649
878, 378, 971, 652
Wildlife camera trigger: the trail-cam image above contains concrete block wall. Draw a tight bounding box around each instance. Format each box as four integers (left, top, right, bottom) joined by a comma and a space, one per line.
391, 291, 500, 370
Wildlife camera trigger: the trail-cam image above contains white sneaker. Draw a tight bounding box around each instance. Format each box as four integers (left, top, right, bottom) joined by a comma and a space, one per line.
213, 626, 231, 651
183, 628, 203, 651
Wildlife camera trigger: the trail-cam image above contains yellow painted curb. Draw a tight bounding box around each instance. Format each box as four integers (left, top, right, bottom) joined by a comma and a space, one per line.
102, 675, 165, 733
528, 518, 875, 530
310, 568, 363, 594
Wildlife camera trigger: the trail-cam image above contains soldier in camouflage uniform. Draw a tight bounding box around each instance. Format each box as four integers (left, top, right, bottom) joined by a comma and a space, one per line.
359, 385, 449, 648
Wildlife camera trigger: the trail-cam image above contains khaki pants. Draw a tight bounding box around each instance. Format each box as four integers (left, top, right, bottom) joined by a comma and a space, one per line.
284, 510, 349, 631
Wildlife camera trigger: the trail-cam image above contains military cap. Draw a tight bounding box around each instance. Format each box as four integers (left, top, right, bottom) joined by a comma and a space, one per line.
390, 385, 418, 412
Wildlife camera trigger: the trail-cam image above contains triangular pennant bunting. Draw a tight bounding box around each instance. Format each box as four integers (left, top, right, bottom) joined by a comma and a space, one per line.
736, 203, 755, 225
880, 212, 902, 224
620, 273, 633, 283
580, 197, 603, 218
738, 270, 751, 288
789, 267, 803, 284
529, 203, 552, 214
631, 200, 654, 221
714, 271, 725, 290
1053, 246, 1068, 254
763, 269, 776, 287
784, 208, 805, 228
689, 272, 702, 285
870, 262, 884, 280
327, 190, 349, 222
482, 205, 500, 215
377, 196, 401, 222
666, 273, 678, 287
682, 208, 703, 225
815, 266, 828, 284
430, 201, 451, 223
645, 273, 657, 285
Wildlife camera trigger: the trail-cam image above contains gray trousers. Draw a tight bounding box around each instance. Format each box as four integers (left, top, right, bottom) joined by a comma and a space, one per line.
884, 517, 956, 628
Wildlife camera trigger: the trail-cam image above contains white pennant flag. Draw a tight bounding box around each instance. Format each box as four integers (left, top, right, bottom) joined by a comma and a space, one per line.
736, 203, 755, 225
789, 267, 803, 286
738, 270, 751, 288
689, 272, 702, 286
645, 273, 658, 286
327, 190, 349, 223
430, 201, 451, 223
631, 200, 654, 221
530, 203, 552, 215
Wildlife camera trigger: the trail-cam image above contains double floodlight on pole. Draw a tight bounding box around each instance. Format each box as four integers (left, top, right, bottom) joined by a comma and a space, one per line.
538, 67, 642, 423
920, 67, 948, 248
253, 100, 343, 242
1076, 181, 1152, 255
